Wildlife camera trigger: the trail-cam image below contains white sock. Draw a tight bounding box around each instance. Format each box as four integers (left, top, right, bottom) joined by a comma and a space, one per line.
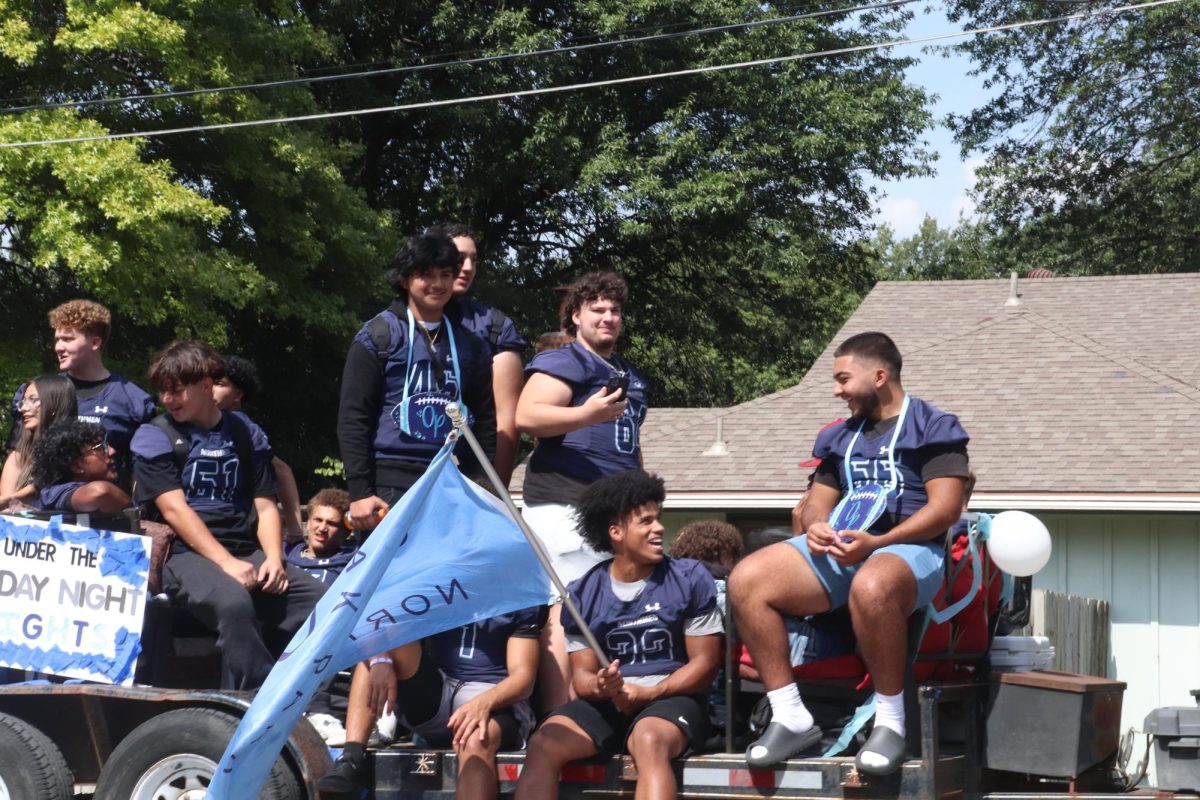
766, 683, 814, 733
872, 691, 905, 738
858, 691, 906, 769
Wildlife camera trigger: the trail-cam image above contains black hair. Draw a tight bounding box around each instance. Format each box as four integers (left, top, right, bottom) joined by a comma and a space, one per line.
384, 232, 461, 296
575, 470, 666, 553
560, 271, 629, 336
834, 331, 903, 381
425, 222, 474, 241
222, 355, 260, 402
30, 420, 106, 489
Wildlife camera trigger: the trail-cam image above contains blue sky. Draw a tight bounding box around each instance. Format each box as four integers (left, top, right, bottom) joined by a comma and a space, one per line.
869, 6, 993, 238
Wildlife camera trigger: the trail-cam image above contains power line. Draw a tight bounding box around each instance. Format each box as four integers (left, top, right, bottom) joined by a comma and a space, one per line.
0, 0, 916, 115
0, 0, 1180, 150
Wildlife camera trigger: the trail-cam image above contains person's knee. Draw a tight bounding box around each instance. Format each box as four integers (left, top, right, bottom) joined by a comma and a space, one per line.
729, 552, 771, 604
626, 721, 680, 761
526, 724, 571, 764
457, 734, 499, 761
849, 563, 911, 616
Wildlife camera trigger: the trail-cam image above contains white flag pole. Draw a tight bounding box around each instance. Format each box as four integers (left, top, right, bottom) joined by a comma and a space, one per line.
445, 405, 610, 666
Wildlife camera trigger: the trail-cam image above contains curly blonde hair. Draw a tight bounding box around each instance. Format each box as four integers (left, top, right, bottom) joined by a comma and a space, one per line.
671, 520, 744, 564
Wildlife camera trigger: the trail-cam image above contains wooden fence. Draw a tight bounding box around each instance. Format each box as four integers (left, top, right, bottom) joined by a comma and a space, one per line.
1016, 589, 1110, 677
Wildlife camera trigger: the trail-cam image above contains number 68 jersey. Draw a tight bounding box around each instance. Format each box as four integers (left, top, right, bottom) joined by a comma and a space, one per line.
562, 557, 722, 681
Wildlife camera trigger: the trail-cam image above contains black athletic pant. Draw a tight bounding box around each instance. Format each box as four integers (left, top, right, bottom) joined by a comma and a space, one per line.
162, 548, 328, 690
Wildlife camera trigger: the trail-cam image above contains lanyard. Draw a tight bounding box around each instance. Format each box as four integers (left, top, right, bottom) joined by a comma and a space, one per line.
401, 307, 462, 406
841, 394, 911, 492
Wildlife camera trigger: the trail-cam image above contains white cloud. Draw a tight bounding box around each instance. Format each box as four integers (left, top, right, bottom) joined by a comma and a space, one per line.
875, 196, 923, 238
952, 156, 987, 220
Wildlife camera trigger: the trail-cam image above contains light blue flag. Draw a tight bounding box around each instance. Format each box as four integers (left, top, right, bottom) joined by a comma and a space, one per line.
207, 441, 551, 799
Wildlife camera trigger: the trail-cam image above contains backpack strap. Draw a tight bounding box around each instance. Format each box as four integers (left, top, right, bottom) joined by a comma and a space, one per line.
488, 307, 510, 351
367, 300, 408, 374
150, 414, 190, 470
150, 412, 256, 496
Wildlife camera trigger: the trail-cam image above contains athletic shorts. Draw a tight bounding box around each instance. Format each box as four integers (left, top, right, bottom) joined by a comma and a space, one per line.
549, 695, 709, 757
521, 503, 607, 601
788, 534, 945, 612
396, 649, 534, 750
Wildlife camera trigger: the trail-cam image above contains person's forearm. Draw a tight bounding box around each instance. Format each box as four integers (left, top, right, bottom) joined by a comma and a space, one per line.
517, 403, 590, 438
634, 654, 719, 704
800, 499, 834, 533
338, 343, 383, 500
272, 457, 303, 536
872, 501, 960, 546
255, 498, 284, 560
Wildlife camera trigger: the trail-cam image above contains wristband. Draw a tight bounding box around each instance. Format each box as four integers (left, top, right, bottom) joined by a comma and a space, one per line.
368, 656, 394, 668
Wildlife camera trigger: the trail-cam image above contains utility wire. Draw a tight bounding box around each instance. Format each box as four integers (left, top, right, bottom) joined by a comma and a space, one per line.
0, 0, 916, 115
0, 0, 1180, 149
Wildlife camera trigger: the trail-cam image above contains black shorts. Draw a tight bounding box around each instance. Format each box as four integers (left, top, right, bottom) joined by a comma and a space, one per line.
551, 694, 709, 757
397, 647, 526, 750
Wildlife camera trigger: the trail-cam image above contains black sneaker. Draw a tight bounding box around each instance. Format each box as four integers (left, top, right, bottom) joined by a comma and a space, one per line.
316, 755, 366, 798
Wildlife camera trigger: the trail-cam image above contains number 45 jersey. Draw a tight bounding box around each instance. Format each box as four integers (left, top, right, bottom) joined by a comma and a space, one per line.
562, 557, 722, 681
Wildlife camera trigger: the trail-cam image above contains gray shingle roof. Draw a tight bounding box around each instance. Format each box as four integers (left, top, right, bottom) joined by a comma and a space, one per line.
515, 274, 1200, 497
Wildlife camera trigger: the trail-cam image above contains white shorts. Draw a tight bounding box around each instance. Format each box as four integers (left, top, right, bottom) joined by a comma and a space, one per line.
521, 502, 607, 600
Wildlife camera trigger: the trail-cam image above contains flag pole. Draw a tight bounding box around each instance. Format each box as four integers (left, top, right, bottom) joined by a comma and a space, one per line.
445, 405, 611, 666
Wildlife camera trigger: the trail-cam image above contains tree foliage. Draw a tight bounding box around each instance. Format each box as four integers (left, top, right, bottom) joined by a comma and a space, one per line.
1, 0, 937, 486
945, 0, 1200, 274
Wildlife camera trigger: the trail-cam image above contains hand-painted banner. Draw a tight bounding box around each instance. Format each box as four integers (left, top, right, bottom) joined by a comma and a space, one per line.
207, 440, 551, 799
0, 515, 150, 685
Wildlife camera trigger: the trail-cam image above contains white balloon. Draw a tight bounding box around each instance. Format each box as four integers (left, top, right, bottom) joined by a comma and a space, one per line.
988, 510, 1052, 577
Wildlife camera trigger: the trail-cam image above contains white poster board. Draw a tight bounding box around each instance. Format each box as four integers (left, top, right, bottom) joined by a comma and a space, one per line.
0, 514, 151, 686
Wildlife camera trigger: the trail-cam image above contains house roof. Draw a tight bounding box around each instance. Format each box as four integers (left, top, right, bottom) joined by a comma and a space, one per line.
513, 274, 1200, 509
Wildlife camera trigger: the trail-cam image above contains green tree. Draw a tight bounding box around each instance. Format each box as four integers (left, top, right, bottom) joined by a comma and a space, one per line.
869, 215, 1002, 281
0, 0, 393, 471
2, 0, 939, 485
945, 0, 1200, 274
299, 0, 935, 405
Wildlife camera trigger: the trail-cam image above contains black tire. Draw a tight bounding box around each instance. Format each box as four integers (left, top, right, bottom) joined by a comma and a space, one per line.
0, 710, 73, 800
94, 707, 301, 800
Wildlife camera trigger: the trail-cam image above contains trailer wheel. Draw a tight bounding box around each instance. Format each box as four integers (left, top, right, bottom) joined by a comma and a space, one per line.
94, 707, 301, 800
0, 711, 73, 800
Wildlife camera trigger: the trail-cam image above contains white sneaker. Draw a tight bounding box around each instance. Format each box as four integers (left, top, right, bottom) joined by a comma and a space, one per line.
307, 713, 347, 746
371, 708, 397, 747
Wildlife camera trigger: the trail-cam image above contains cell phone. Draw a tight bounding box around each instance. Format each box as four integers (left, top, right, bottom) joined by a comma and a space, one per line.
605, 373, 630, 402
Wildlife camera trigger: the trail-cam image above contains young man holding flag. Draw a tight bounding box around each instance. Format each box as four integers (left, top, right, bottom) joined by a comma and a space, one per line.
516, 470, 722, 800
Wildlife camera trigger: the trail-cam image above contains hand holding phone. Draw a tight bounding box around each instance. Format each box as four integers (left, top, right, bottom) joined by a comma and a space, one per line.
605, 373, 630, 402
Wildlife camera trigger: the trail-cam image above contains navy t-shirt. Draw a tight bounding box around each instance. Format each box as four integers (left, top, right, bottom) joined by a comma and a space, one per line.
35, 481, 84, 511
428, 605, 547, 683
130, 410, 277, 550
522, 342, 647, 503
812, 395, 969, 536
10, 372, 156, 480
284, 541, 356, 585
447, 296, 529, 359
561, 557, 718, 680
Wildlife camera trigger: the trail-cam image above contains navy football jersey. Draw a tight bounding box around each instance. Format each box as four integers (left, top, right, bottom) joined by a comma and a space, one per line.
524, 342, 647, 483
337, 304, 495, 498
11, 373, 155, 477
130, 410, 276, 548
447, 296, 529, 359
284, 541, 356, 585
812, 395, 969, 529
428, 605, 546, 683
561, 558, 718, 680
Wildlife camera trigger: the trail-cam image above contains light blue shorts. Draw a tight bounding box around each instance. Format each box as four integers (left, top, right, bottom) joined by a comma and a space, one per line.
787, 534, 945, 612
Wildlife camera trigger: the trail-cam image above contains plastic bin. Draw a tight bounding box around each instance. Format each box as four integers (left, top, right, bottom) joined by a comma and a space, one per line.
1143, 691, 1200, 792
